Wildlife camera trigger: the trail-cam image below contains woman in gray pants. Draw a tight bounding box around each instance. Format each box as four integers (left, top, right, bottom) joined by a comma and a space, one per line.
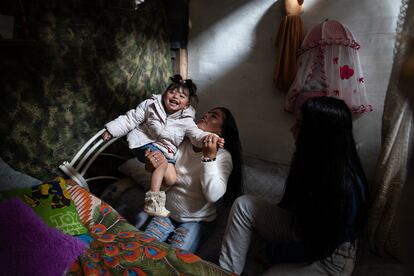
219, 97, 368, 275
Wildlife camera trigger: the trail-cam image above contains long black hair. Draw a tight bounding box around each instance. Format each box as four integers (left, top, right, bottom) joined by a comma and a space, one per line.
165, 74, 198, 106
215, 107, 244, 207
282, 96, 368, 260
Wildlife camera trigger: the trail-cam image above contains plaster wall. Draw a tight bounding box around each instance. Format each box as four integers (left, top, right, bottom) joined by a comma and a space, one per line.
188, 0, 400, 180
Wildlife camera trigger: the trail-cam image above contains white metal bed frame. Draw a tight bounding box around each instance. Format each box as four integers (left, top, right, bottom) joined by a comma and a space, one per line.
59, 129, 127, 190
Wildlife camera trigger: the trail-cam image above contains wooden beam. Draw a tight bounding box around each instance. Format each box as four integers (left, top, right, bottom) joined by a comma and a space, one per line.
173, 48, 188, 79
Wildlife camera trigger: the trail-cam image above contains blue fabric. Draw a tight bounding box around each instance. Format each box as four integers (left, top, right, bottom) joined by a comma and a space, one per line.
144, 215, 214, 252
133, 143, 176, 164
75, 233, 94, 246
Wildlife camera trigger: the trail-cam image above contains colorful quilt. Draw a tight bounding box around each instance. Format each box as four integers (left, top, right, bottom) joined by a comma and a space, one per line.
66, 182, 235, 275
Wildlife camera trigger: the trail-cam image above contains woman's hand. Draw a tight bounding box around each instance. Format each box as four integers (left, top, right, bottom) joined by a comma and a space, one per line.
202, 134, 223, 159
144, 150, 167, 172
102, 130, 113, 141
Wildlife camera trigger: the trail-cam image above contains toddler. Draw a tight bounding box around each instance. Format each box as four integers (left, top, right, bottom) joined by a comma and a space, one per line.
102, 75, 223, 217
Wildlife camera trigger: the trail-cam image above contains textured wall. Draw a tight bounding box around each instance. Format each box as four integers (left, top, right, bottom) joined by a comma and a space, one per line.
0, 0, 171, 179
189, 0, 400, 181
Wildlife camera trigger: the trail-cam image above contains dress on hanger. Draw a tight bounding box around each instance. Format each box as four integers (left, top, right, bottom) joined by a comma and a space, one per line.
285, 19, 373, 114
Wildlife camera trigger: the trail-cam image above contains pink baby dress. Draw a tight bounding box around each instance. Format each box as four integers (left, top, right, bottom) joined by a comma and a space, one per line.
285, 19, 373, 114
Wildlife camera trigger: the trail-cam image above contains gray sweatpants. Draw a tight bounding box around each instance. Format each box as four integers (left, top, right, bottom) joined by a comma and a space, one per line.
219, 195, 356, 275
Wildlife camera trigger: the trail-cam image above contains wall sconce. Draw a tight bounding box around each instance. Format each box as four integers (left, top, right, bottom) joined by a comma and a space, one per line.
284, 0, 304, 16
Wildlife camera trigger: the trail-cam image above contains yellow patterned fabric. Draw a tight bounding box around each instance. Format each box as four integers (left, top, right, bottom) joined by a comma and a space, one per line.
0, 177, 88, 235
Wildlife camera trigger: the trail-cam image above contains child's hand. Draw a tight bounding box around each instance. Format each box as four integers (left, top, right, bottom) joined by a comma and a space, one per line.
102, 130, 113, 141
211, 133, 225, 148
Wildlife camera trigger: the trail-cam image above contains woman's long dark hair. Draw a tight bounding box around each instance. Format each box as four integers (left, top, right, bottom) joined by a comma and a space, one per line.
215, 107, 244, 207
283, 97, 368, 260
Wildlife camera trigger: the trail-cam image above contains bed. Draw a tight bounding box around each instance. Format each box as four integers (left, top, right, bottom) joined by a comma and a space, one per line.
55, 128, 292, 274
14, 124, 358, 275
65, 180, 233, 275
0, 130, 235, 275
55, 128, 288, 274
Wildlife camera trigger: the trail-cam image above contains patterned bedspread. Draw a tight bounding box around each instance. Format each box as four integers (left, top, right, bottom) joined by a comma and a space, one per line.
66, 183, 234, 276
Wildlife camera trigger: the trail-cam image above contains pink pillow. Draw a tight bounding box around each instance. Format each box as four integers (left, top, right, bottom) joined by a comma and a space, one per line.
0, 198, 87, 275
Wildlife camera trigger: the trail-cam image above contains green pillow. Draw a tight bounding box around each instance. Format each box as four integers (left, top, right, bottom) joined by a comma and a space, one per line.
0, 177, 88, 236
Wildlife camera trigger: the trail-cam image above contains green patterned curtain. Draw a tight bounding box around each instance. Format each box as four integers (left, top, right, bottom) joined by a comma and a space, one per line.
0, 0, 171, 179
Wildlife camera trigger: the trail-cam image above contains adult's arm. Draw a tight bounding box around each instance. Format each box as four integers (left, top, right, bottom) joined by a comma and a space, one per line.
105, 98, 150, 137
185, 120, 214, 148
200, 149, 233, 203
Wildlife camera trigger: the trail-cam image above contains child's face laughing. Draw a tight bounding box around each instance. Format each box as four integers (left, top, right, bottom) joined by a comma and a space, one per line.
163, 88, 190, 114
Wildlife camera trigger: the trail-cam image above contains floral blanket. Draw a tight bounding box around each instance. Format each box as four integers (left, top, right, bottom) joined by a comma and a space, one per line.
66, 183, 234, 276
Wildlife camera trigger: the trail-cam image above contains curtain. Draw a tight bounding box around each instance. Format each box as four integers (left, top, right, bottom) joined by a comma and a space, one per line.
274, 15, 304, 91
367, 0, 414, 261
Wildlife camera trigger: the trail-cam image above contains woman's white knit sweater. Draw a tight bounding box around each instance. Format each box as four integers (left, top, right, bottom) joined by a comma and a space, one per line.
166, 139, 233, 222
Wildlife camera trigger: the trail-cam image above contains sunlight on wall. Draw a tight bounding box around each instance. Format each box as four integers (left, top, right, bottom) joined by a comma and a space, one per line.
190, 0, 277, 78
301, 0, 317, 11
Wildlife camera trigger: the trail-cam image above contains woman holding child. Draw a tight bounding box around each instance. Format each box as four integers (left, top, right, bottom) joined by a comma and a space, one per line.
103, 75, 224, 218
104, 75, 243, 253
143, 106, 243, 253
